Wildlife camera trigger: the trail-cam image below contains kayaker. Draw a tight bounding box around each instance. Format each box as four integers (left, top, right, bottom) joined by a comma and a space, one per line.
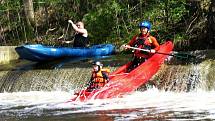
123, 20, 160, 72
86, 61, 110, 92
65, 20, 89, 47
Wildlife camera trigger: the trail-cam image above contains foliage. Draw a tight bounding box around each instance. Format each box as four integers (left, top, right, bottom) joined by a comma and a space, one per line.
83, 0, 122, 44
0, 0, 212, 50
84, 0, 188, 45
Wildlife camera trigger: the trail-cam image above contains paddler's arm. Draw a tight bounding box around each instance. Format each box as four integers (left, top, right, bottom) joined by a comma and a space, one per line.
102, 71, 109, 83
150, 36, 160, 53
127, 35, 138, 47
121, 35, 138, 50
68, 20, 87, 35
86, 75, 94, 86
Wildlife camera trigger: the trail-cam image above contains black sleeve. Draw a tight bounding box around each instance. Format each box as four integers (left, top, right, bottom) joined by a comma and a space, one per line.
86, 74, 94, 86
102, 71, 109, 82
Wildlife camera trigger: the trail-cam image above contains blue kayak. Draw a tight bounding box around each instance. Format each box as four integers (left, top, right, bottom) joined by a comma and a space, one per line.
15, 44, 115, 61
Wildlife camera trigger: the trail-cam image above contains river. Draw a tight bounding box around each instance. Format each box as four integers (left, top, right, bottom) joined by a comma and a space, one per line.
0, 52, 214, 121
1, 90, 215, 120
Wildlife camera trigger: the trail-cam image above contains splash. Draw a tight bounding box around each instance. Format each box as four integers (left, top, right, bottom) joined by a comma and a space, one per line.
0, 89, 215, 120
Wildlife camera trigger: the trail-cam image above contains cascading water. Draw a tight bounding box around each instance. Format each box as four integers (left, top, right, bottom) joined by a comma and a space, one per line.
0, 52, 215, 120
151, 59, 215, 92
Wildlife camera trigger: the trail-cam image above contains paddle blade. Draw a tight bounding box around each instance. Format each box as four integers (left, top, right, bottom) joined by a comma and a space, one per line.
176, 52, 195, 58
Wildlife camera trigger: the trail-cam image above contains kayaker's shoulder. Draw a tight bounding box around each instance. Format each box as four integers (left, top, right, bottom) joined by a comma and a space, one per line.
148, 36, 158, 44
149, 36, 157, 41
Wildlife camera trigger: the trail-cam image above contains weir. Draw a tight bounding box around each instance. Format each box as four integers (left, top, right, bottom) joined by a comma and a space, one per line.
0, 68, 90, 92
150, 49, 215, 91
0, 56, 123, 92
152, 59, 215, 92
0, 50, 214, 93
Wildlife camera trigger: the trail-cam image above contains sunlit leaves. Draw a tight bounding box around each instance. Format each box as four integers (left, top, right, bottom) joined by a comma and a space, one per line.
0, 0, 190, 46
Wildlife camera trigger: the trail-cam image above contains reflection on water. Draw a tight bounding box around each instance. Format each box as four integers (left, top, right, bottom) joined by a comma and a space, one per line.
0, 54, 131, 71
0, 89, 215, 121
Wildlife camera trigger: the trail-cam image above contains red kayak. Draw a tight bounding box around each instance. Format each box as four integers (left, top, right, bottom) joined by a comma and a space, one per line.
68, 41, 174, 102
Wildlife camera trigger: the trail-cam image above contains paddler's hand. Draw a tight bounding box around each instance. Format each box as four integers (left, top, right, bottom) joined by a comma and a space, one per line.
68, 20, 74, 24
120, 44, 129, 51
150, 49, 156, 53
123, 44, 130, 49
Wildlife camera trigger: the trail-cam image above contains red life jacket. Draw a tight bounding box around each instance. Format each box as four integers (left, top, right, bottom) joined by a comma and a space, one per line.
133, 34, 153, 58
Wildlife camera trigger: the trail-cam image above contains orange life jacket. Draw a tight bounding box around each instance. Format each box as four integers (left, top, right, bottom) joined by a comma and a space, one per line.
90, 68, 110, 89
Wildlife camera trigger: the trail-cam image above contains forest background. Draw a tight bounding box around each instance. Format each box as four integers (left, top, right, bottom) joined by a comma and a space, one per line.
0, 0, 214, 50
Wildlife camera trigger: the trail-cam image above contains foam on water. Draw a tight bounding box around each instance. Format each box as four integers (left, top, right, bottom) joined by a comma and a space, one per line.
0, 88, 215, 120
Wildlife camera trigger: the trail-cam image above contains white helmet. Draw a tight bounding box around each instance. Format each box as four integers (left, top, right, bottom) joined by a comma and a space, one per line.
92, 61, 103, 66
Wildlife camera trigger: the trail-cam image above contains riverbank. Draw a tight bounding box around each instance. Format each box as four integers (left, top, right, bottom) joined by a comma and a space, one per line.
0, 46, 19, 64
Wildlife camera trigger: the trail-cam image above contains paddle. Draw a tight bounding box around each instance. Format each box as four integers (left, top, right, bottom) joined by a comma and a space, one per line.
124, 46, 196, 59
